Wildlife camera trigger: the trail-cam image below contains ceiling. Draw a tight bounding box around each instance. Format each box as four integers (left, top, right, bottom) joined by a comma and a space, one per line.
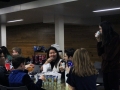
1, 0, 120, 26
0, 0, 36, 8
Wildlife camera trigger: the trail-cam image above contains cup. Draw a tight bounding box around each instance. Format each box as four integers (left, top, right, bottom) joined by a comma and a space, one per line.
5, 63, 10, 71
27, 67, 34, 72
95, 31, 100, 37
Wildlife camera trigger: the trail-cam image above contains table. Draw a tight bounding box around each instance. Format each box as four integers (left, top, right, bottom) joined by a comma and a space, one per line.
41, 81, 69, 90
31, 72, 69, 90
33, 75, 69, 90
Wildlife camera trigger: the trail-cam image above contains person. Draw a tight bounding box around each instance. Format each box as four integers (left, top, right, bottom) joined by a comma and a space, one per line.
12, 47, 22, 56
0, 46, 12, 63
95, 21, 120, 90
43, 47, 65, 78
64, 48, 75, 64
8, 56, 45, 90
67, 48, 98, 90
64, 48, 75, 78
0, 50, 9, 86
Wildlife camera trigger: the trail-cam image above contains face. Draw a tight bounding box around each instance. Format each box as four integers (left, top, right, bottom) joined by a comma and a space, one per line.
99, 25, 102, 33
49, 50, 57, 60
64, 53, 69, 61
0, 53, 5, 66
12, 50, 19, 55
20, 62, 25, 70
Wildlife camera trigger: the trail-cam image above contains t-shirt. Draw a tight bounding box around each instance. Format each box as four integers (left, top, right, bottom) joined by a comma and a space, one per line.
66, 68, 97, 90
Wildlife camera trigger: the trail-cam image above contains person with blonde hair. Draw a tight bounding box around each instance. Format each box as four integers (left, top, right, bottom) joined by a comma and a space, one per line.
67, 48, 98, 90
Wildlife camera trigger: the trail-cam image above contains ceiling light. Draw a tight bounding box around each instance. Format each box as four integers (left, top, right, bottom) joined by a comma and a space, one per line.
96, 84, 100, 86
93, 7, 120, 12
7, 19, 23, 23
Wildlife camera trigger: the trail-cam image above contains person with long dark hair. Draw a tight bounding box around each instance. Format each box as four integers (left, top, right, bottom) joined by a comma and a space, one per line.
43, 47, 65, 78
95, 21, 120, 90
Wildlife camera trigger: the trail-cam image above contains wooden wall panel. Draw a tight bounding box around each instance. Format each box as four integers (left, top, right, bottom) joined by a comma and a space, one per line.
64, 25, 101, 62
7, 23, 120, 62
7, 23, 55, 57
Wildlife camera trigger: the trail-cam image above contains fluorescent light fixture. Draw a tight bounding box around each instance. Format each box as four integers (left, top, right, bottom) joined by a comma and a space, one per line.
96, 84, 100, 86
7, 19, 23, 23
93, 7, 120, 12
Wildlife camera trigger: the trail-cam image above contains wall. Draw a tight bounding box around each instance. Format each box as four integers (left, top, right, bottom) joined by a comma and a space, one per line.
64, 25, 102, 62
7, 23, 120, 62
7, 23, 55, 57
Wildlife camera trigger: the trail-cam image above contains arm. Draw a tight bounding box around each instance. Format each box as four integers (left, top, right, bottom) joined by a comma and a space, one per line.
22, 74, 43, 90
97, 42, 104, 56
0, 68, 9, 86
44, 58, 53, 64
68, 84, 75, 90
66, 68, 75, 89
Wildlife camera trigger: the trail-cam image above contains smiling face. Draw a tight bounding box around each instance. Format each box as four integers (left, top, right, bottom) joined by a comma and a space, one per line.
49, 50, 57, 60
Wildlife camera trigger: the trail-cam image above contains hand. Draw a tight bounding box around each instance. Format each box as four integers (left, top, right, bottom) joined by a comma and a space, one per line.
45, 58, 53, 64
25, 64, 34, 69
39, 75, 45, 81
59, 66, 65, 72
66, 66, 70, 74
10, 66, 14, 71
40, 66, 43, 71
68, 84, 75, 90
95, 33, 102, 42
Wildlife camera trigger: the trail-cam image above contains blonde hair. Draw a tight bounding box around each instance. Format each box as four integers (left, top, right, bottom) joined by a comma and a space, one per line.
72, 48, 98, 77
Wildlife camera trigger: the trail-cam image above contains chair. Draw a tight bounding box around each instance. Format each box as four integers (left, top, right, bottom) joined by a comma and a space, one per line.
94, 61, 101, 69
94, 62, 103, 86
0, 85, 28, 90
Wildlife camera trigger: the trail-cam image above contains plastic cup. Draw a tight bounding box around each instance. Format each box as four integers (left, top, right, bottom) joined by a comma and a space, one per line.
27, 67, 34, 72
5, 63, 10, 71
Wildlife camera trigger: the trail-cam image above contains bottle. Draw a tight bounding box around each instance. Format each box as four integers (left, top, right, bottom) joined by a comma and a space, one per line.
60, 60, 65, 69
61, 62, 65, 69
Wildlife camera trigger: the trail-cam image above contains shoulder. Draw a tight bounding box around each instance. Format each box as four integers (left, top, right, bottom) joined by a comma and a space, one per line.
0, 66, 6, 73
7, 55, 12, 58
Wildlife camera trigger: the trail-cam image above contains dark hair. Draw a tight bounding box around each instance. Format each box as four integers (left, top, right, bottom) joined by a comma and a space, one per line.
0, 46, 10, 58
12, 56, 25, 69
99, 21, 119, 46
65, 48, 75, 58
0, 50, 3, 55
47, 47, 61, 68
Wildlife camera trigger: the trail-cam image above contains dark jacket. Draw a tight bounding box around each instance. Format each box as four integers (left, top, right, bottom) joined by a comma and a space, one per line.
0, 66, 9, 86
97, 36, 120, 73
9, 70, 43, 90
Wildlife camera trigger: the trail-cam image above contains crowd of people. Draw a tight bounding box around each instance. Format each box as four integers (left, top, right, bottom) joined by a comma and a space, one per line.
0, 21, 119, 90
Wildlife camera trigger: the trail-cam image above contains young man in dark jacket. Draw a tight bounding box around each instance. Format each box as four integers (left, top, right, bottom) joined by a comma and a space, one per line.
9, 56, 45, 90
